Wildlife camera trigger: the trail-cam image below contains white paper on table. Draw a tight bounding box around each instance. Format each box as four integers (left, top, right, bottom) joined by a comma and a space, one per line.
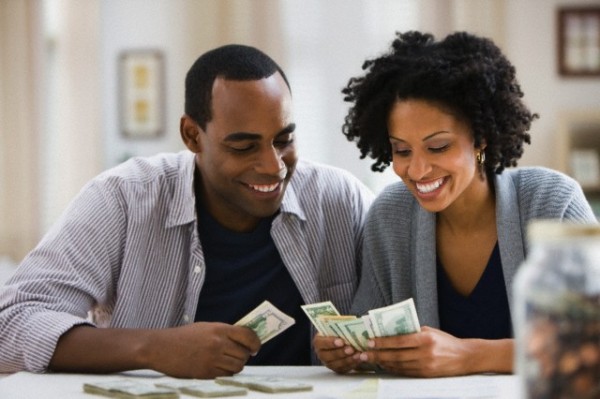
377, 375, 516, 399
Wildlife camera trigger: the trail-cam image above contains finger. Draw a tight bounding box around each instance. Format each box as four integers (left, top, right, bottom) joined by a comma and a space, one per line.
228, 325, 262, 354
220, 335, 261, 365
317, 344, 356, 362
369, 333, 421, 350
313, 335, 345, 350
214, 351, 251, 375
322, 350, 363, 374
363, 347, 422, 365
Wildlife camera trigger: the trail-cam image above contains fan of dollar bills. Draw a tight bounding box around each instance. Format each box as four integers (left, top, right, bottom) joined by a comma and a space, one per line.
226, 298, 420, 352
301, 298, 421, 351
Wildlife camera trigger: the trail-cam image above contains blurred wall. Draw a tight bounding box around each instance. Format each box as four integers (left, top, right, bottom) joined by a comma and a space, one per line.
0, 1, 43, 261
1, 0, 600, 264
100, 0, 417, 192
504, 0, 600, 168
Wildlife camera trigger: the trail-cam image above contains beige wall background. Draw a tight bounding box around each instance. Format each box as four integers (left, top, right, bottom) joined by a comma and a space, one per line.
1, 0, 600, 265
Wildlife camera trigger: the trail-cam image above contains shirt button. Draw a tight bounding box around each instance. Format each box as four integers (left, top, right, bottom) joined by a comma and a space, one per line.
193, 266, 201, 274
183, 314, 190, 323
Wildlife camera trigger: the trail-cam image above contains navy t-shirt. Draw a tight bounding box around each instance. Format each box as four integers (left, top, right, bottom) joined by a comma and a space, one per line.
436, 242, 512, 339
194, 201, 311, 365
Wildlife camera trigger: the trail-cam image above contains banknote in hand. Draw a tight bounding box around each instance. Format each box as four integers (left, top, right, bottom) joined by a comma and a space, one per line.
368, 298, 421, 337
234, 300, 295, 344
300, 301, 341, 334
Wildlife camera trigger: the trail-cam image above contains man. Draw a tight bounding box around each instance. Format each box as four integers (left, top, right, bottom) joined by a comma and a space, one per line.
0, 45, 374, 378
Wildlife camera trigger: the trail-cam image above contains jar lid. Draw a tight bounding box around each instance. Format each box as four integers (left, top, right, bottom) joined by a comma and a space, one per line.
527, 220, 600, 243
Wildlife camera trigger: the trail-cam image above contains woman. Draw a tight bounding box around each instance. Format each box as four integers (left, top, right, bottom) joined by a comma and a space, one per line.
314, 31, 597, 377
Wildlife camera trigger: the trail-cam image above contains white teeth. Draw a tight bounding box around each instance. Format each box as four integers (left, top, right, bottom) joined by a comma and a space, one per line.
416, 178, 444, 194
249, 183, 279, 193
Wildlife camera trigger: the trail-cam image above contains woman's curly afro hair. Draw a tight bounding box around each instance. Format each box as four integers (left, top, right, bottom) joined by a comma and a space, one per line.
342, 31, 538, 174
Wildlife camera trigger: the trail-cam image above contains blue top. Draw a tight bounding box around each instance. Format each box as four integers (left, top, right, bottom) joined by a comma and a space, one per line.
194, 200, 311, 365
436, 242, 512, 339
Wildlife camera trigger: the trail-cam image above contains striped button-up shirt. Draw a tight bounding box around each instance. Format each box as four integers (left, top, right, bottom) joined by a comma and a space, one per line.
0, 151, 374, 372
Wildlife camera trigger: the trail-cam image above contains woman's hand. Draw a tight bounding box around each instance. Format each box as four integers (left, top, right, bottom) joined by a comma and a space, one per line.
313, 334, 363, 374
359, 326, 513, 377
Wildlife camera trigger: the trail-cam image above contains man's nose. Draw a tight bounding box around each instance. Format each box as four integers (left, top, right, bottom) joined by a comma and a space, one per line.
256, 146, 286, 177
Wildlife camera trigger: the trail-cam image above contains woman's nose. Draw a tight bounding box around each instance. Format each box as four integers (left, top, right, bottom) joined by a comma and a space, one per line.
406, 155, 431, 181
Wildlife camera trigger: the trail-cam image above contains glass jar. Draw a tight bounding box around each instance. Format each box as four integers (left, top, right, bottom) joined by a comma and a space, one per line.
514, 220, 600, 399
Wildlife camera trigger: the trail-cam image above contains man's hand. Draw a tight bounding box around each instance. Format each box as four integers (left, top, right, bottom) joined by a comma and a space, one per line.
146, 322, 261, 378
49, 322, 261, 379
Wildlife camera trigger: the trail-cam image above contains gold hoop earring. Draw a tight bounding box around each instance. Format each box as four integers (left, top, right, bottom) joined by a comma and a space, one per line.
476, 151, 486, 165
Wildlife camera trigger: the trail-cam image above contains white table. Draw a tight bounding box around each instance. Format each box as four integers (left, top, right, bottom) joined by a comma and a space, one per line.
0, 366, 519, 398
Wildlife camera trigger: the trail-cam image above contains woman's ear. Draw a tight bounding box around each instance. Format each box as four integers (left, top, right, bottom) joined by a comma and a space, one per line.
478, 139, 487, 152
180, 115, 202, 153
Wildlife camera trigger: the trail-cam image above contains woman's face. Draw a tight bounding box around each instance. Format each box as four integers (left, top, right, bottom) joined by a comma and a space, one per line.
387, 99, 486, 213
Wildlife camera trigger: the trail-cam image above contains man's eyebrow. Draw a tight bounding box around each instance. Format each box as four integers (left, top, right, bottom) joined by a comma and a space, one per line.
277, 123, 296, 137
224, 123, 296, 142
224, 132, 261, 142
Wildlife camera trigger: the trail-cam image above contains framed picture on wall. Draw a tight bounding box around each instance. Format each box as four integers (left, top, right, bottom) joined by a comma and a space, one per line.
570, 149, 600, 188
119, 50, 165, 137
557, 7, 600, 76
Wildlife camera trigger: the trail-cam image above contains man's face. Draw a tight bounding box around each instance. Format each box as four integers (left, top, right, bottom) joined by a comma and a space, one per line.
182, 72, 297, 232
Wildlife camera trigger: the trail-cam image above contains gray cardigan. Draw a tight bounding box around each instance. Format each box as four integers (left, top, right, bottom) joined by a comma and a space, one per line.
351, 167, 597, 328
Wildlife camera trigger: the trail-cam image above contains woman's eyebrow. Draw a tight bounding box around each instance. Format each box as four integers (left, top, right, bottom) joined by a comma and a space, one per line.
389, 130, 450, 142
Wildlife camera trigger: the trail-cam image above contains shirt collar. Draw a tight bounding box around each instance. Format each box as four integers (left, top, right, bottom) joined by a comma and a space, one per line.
167, 151, 307, 227
166, 151, 197, 228
279, 174, 307, 222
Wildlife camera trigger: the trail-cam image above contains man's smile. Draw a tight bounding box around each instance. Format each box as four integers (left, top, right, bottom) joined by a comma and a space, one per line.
248, 182, 281, 193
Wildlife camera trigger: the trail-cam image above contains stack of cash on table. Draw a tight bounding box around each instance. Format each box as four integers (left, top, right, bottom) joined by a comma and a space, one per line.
83, 375, 313, 398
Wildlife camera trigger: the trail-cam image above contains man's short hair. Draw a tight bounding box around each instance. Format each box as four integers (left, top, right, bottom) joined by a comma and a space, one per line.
185, 44, 290, 129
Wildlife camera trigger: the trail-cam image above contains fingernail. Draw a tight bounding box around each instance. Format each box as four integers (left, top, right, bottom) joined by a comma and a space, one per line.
344, 346, 354, 355
352, 353, 361, 360
359, 353, 368, 362
334, 339, 344, 347
367, 340, 375, 348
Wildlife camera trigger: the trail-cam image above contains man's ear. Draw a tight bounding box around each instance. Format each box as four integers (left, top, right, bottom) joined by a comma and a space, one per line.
180, 115, 203, 153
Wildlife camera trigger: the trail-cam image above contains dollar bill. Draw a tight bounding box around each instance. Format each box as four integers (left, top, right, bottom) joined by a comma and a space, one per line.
334, 318, 370, 351
83, 379, 178, 399
155, 380, 247, 397
234, 300, 295, 344
300, 301, 340, 334
180, 383, 247, 398
361, 315, 375, 339
318, 315, 357, 337
214, 376, 258, 388
215, 375, 312, 393
368, 297, 421, 337
83, 380, 141, 397
247, 379, 313, 393
111, 385, 179, 399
